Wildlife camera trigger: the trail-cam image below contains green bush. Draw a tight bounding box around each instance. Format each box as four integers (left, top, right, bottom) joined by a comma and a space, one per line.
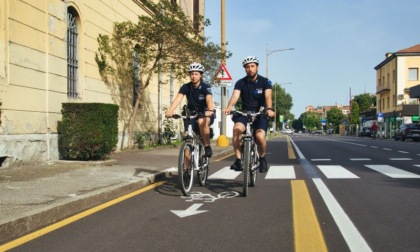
134, 131, 152, 149
59, 103, 119, 160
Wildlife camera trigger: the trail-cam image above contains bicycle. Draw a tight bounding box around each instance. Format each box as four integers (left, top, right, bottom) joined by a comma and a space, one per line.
229, 110, 265, 196
170, 111, 209, 196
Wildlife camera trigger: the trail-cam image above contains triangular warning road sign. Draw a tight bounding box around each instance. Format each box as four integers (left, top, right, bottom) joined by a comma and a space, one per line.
214, 64, 232, 81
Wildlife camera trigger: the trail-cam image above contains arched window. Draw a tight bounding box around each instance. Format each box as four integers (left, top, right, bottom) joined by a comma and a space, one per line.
67, 8, 79, 98
133, 45, 141, 107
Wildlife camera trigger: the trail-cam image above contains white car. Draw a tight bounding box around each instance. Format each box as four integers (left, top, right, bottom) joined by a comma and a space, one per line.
282, 129, 294, 134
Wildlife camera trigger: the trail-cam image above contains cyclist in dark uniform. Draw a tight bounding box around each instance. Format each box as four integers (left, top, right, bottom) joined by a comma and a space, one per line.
166, 62, 214, 157
224, 56, 275, 172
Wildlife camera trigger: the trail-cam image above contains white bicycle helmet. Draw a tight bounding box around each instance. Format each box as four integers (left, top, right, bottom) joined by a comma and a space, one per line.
188, 62, 205, 73
242, 56, 259, 67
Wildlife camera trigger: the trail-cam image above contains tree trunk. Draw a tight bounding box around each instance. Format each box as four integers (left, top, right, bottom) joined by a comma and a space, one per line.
128, 90, 142, 149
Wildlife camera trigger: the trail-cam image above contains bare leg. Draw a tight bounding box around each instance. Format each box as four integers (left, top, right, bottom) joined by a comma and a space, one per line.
198, 118, 210, 146
233, 123, 245, 159
255, 129, 266, 157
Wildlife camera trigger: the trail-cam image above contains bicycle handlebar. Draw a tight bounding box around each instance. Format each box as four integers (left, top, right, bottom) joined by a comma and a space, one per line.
228, 110, 266, 117
170, 114, 199, 120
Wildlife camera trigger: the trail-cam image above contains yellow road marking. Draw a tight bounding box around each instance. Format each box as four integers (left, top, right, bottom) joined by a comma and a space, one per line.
287, 136, 296, 159
292, 180, 328, 252
214, 151, 235, 162
0, 181, 166, 251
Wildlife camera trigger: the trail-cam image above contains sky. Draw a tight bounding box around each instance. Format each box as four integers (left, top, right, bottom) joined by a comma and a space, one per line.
204, 0, 420, 117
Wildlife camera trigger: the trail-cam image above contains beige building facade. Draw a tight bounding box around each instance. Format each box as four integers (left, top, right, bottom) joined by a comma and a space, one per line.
374, 44, 420, 137
0, 0, 204, 167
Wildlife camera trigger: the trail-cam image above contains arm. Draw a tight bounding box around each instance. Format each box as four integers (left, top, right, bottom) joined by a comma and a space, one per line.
224, 89, 241, 115
264, 89, 275, 118
165, 93, 184, 117
205, 94, 214, 117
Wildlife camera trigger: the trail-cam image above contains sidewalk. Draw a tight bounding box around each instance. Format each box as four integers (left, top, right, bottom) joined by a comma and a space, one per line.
0, 141, 233, 245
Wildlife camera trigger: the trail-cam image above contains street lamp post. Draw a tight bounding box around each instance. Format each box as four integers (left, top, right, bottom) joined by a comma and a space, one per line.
265, 46, 294, 131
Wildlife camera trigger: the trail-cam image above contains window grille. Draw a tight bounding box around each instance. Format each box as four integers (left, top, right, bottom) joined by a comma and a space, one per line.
67, 10, 78, 98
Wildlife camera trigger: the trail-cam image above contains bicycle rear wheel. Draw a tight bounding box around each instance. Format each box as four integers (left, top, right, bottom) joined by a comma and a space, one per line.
242, 140, 251, 196
178, 142, 194, 196
197, 144, 209, 186
250, 143, 258, 187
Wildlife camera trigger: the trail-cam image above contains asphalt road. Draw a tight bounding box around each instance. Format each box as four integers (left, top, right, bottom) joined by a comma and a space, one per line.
9, 135, 420, 252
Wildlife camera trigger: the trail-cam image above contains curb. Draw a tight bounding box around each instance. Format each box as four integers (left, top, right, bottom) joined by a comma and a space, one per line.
0, 171, 168, 245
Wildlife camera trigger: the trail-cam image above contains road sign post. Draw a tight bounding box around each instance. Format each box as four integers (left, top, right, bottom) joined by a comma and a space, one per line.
214, 64, 232, 146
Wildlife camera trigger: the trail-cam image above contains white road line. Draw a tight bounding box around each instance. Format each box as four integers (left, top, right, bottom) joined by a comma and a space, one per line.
365, 165, 420, 178
398, 151, 409, 154
414, 165, 420, 168
317, 165, 359, 179
265, 166, 296, 179
350, 158, 371, 161
208, 167, 240, 180
311, 159, 331, 161
383, 148, 392, 151
370, 146, 378, 148
389, 158, 413, 161
313, 178, 372, 252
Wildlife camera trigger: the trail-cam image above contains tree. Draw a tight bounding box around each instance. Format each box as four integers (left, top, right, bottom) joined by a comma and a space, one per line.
354, 93, 375, 112
327, 107, 345, 130
95, 0, 230, 148
350, 101, 360, 124
272, 83, 294, 129
299, 112, 322, 131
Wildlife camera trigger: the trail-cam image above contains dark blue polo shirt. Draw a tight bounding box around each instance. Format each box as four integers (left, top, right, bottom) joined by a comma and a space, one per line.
234, 75, 272, 111
179, 81, 212, 111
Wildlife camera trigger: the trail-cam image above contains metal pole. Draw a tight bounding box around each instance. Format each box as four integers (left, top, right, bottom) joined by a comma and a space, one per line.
158, 58, 162, 144
220, 0, 226, 135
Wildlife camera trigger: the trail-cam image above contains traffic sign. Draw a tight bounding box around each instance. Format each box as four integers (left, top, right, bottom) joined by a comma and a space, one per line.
378, 112, 384, 122
214, 64, 232, 81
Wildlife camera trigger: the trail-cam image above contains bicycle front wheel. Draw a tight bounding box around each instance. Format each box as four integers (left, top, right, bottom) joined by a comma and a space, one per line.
242, 140, 251, 196
250, 143, 258, 187
197, 144, 209, 186
178, 142, 194, 196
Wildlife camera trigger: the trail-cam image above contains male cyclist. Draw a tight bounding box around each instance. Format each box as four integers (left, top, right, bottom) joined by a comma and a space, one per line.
223, 56, 275, 173
166, 62, 214, 157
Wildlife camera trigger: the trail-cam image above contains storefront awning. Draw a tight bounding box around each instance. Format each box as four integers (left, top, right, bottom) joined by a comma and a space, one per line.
410, 84, 420, 98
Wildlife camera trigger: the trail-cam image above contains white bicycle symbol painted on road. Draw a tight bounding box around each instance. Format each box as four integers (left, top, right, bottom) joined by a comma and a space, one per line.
181, 191, 240, 203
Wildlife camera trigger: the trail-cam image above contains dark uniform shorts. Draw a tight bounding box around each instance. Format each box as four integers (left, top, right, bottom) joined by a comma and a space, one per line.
233, 114, 269, 132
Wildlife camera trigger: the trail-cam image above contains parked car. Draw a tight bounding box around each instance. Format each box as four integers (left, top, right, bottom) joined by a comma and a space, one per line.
394, 123, 420, 141
309, 130, 323, 135
282, 129, 294, 134
358, 127, 371, 137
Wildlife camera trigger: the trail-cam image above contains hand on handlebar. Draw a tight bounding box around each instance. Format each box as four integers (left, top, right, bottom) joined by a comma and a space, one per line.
204, 110, 214, 117
223, 106, 233, 115
266, 110, 275, 118
165, 111, 173, 118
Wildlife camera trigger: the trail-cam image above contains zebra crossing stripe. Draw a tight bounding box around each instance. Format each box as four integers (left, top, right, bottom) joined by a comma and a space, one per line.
317, 165, 359, 179
365, 165, 420, 178
207, 164, 420, 180
266, 166, 296, 179
389, 158, 412, 161
350, 158, 371, 161
208, 167, 240, 180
